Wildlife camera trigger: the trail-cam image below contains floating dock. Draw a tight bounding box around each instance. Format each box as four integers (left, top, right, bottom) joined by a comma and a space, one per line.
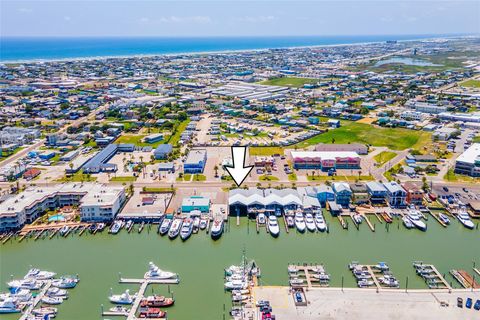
19, 280, 52, 320
288, 263, 330, 288
450, 270, 480, 289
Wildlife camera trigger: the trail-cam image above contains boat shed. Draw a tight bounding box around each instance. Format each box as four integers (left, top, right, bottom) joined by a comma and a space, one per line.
181, 196, 210, 213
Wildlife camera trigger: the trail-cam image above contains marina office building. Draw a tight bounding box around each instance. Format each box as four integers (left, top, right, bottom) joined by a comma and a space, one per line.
0, 183, 126, 232
290, 151, 361, 171
454, 143, 480, 177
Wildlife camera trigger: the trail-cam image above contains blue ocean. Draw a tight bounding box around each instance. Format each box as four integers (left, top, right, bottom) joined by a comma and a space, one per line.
0, 35, 450, 62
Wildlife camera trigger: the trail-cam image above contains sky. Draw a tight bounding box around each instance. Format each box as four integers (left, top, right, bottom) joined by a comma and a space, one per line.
1, 0, 479, 37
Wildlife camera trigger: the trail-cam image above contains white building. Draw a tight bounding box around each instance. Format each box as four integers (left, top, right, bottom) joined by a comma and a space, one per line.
455, 143, 480, 177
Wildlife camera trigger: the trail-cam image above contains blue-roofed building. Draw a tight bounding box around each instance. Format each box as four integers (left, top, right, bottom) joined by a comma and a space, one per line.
154, 144, 173, 160
366, 182, 388, 204
332, 182, 352, 207
315, 185, 335, 207
82, 144, 118, 174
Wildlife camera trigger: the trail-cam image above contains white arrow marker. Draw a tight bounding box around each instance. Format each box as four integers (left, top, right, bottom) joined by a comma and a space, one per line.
224, 146, 254, 187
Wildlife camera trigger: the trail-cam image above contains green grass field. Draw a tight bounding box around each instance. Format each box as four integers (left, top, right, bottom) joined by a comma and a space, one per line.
460, 79, 480, 88
374, 151, 397, 166
259, 175, 279, 181
249, 146, 284, 156
56, 171, 97, 182
294, 122, 431, 151
259, 77, 319, 88
115, 134, 165, 148
168, 119, 190, 146
444, 169, 480, 183
110, 176, 137, 182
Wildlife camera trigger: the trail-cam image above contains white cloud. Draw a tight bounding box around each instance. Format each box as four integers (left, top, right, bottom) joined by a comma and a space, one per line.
233, 15, 277, 23
158, 16, 212, 24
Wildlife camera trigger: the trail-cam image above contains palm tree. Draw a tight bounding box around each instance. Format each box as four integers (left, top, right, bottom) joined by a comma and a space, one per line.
213, 165, 219, 178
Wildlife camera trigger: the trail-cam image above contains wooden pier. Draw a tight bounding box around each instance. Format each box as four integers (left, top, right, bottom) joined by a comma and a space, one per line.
450, 270, 480, 289
428, 210, 447, 227
288, 264, 330, 288
414, 263, 451, 290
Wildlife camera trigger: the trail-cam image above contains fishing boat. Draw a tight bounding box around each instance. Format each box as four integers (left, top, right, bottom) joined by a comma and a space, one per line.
140, 295, 174, 307
24, 268, 56, 280
0, 299, 21, 314
304, 213, 316, 232
286, 215, 295, 228
8, 279, 41, 290
232, 294, 249, 302
46, 287, 68, 298
311, 273, 330, 281
59, 226, 69, 236
457, 210, 474, 229
232, 289, 250, 295
41, 296, 63, 305
357, 279, 374, 288
407, 208, 427, 231
158, 218, 172, 235
267, 216, 280, 237
402, 216, 414, 229
139, 308, 166, 319
224, 280, 248, 290
314, 214, 327, 232
374, 262, 389, 272
180, 218, 194, 241
97, 223, 106, 232
168, 219, 182, 239
289, 278, 304, 286
257, 213, 266, 225
32, 307, 57, 317
109, 220, 122, 234
109, 289, 136, 305
294, 212, 306, 233
144, 262, 177, 280
52, 276, 78, 289
379, 275, 399, 288
210, 219, 224, 239
438, 213, 450, 225
199, 218, 208, 230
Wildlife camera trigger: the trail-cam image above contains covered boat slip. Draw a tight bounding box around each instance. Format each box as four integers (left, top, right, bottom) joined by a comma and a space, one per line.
228, 188, 320, 216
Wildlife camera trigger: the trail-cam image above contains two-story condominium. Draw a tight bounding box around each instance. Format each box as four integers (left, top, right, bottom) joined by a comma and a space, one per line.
314, 185, 335, 207
402, 182, 424, 206
366, 182, 388, 204
184, 149, 207, 174
332, 182, 352, 207
290, 151, 361, 171
0, 183, 126, 232
350, 182, 369, 204
383, 182, 407, 208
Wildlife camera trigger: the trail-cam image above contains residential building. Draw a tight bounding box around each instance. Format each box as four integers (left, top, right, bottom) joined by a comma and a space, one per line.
402, 182, 424, 206
82, 144, 118, 173
383, 182, 407, 208
154, 144, 173, 160
332, 182, 352, 207
315, 185, 335, 207
290, 151, 361, 171
350, 182, 369, 204
366, 182, 388, 204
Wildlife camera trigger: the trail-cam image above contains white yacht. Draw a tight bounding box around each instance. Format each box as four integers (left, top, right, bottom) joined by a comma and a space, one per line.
224, 280, 248, 290
168, 218, 183, 239
294, 212, 306, 233
24, 268, 56, 280
314, 214, 327, 232
402, 216, 414, 229
267, 216, 280, 237
52, 277, 78, 289
180, 218, 194, 241
304, 213, 316, 232
7, 278, 40, 290
0, 289, 32, 302
144, 262, 177, 280
0, 298, 21, 314
457, 210, 475, 229
46, 287, 68, 298
32, 307, 57, 318
210, 219, 224, 239
41, 296, 64, 305
158, 218, 172, 235
109, 289, 136, 305
407, 209, 427, 231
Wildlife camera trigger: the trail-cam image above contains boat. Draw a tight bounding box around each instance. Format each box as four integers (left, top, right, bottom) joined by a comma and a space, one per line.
381, 212, 392, 223
294, 212, 306, 232
88, 224, 97, 234
199, 218, 208, 230
32, 307, 57, 317
158, 218, 172, 235
168, 219, 182, 239
353, 214, 363, 224
374, 262, 389, 272
311, 273, 330, 281
8, 278, 41, 290
140, 295, 174, 307
139, 308, 166, 319
109, 220, 122, 234
59, 226, 69, 236
144, 262, 177, 280
224, 280, 248, 290
41, 296, 63, 305
267, 216, 280, 237
304, 213, 316, 232
52, 276, 78, 289
379, 275, 399, 288
0, 299, 21, 314
193, 217, 200, 230
232, 294, 249, 302
438, 213, 450, 225
357, 279, 374, 288
210, 219, 224, 239
46, 287, 68, 298
138, 221, 145, 233
24, 268, 56, 280
108, 305, 129, 314
257, 213, 266, 225
457, 211, 474, 229
0, 288, 32, 302
289, 278, 304, 286
109, 289, 136, 305
180, 218, 194, 241
286, 215, 295, 228
314, 214, 327, 232
232, 289, 250, 295
348, 261, 359, 270
407, 208, 427, 231
97, 223, 106, 232
226, 274, 247, 282
402, 216, 414, 229
125, 220, 134, 232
